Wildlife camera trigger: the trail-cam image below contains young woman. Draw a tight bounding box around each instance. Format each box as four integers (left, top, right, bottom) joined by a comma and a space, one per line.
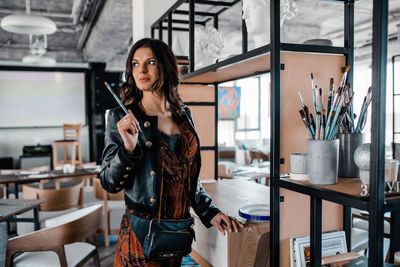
100, 38, 242, 267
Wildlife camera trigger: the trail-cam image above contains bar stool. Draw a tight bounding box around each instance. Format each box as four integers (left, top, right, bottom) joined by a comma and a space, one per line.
52, 124, 82, 170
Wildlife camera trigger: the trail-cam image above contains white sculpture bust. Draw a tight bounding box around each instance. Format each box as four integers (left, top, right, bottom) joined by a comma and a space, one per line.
194, 25, 224, 69
242, 0, 299, 48
242, 0, 270, 48
194, 45, 215, 70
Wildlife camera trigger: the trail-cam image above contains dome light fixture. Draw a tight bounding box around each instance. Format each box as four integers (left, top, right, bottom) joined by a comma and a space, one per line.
22, 55, 56, 66
1, 14, 57, 35
0, 0, 57, 35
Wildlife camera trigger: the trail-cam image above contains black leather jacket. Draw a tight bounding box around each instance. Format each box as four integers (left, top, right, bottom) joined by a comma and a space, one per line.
100, 103, 220, 227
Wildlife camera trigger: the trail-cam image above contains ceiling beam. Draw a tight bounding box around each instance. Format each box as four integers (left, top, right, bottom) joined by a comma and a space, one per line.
76, 0, 106, 50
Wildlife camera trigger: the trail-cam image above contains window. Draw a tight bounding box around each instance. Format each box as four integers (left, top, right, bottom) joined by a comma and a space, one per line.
218, 74, 270, 148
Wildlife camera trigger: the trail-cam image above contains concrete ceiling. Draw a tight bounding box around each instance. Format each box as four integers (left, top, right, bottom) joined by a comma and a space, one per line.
0, 0, 400, 70
0, 0, 132, 69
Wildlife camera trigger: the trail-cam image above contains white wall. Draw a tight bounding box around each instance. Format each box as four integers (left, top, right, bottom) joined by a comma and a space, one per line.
132, 0, 176, 41
0, 127, 90, 168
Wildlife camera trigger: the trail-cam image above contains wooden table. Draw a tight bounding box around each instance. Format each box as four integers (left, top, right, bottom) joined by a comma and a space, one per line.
0, 168, 98, 198
191, 179, 270, 267
232, 162, 270, 185
0, 198, 44, 230
0, 198, 44, 266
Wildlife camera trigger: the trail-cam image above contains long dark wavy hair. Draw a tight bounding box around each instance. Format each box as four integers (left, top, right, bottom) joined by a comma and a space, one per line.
120, 38, 184, 122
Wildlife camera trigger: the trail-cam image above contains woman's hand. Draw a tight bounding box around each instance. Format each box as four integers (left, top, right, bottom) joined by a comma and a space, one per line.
117, 110, 141, 153
210, 212, 244, 235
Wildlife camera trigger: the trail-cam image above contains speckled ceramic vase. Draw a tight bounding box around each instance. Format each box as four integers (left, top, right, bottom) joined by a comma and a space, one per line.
307, 139, 339, 185
354, 143, 371, 185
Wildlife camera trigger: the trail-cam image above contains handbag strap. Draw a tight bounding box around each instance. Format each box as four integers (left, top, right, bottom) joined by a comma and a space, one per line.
157, 158, 165, 222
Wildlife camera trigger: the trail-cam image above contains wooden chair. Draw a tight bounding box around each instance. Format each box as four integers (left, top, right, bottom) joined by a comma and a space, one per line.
249, 149, 269, 163
18, 179, 85, 235
22, 179, 84, 212
63, 124, 82, 141
217, 161, 237, 179
52, 124, 82, 170
92, 178, 124, 247
6, 204, 102, 267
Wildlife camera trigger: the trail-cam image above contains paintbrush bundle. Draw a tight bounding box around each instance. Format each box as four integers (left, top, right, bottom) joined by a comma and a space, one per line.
297, 66, 372, 140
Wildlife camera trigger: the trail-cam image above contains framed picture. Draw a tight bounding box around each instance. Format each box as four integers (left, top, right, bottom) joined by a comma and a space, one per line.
218, 86, 241, 119
290, 231, 347, 267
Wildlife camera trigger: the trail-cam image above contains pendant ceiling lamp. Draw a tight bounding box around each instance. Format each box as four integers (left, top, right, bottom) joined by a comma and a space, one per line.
22, 55, 56, 66
1, 15, 56, 35
0, 0, 56, 35
22, 35, 56, 66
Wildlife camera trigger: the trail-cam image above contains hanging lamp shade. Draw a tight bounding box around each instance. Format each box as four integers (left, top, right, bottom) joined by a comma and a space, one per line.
1, 14, 57, 35
22, 55, 56, 66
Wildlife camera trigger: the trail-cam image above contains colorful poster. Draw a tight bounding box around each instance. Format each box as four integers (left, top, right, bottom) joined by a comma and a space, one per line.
218, 86, 241, 119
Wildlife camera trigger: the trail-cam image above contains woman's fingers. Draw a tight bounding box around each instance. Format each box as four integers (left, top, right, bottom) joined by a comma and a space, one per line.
214, 223, 225, 235
128, 110, 141, 132
129, 124, 137, 135
221, 215, 232, 232
118, 110, 142, 135
231, 218, 243, 232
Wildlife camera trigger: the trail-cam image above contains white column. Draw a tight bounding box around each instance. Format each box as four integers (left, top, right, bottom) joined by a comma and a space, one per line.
132, 0, 176, 42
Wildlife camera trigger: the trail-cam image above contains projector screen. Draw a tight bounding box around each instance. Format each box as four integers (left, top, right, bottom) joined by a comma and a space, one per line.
0, 70, 86, 128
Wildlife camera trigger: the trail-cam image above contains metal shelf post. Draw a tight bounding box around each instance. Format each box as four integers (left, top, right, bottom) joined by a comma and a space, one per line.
368, 0, 388, 264
270, 0, 281, 265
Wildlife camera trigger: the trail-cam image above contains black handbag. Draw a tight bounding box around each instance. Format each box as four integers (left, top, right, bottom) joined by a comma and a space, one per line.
126, 212, 195, 260
142, 217, 195, 259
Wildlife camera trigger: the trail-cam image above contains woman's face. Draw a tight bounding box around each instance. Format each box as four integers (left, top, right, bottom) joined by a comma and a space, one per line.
131, 47, 159, 91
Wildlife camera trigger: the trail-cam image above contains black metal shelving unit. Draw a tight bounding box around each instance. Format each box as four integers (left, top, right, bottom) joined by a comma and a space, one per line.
393, 55, 400, 158
151, 0, 392, 266
274, 0, 392, 266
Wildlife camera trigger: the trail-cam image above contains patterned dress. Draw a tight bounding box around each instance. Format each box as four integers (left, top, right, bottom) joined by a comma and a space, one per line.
114, 121, 198, 267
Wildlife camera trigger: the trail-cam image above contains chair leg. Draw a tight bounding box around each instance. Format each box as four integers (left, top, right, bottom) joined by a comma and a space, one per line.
54, 246, 68, 267
93, 249, 101, 267
5, 252, 15, 267
88, 234, 101, 267
103, 207, 110, 247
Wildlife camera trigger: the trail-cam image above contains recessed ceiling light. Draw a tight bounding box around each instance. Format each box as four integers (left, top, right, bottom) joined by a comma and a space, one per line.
1, 14, 57, 35
22, 55, 56, 66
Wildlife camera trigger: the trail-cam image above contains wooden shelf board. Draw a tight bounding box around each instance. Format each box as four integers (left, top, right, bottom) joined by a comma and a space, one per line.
279, 178, 369, 209
281, 178, 400, 204
283, 177, 365, 196
180, 43, 346, 84
182, 53, 270, 83
181, 45, 271, 83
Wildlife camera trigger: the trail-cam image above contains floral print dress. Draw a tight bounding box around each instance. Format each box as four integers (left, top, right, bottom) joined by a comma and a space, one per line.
114, 121, 198, 267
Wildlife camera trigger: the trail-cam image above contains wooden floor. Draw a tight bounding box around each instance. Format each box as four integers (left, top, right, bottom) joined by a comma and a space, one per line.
83, 238, 116, 267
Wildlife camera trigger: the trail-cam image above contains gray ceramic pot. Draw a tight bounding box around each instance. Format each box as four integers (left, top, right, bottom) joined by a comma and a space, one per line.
290, 153, 308, 174
307, 139, 339, 185
338, 133, 365, 178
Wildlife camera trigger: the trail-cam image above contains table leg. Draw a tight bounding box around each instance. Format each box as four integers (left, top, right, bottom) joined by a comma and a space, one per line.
14, 183, 19, 199
5, 183, 10, 198
389, 211, 400, 262
33, 207, 40, 231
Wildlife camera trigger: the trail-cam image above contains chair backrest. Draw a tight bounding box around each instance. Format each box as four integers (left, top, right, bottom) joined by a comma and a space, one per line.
93, 178, 124, 201
6, 204, 102, 264
249, 149, 269, 163
63, 123, 82, 141
22, 179, 84, 211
